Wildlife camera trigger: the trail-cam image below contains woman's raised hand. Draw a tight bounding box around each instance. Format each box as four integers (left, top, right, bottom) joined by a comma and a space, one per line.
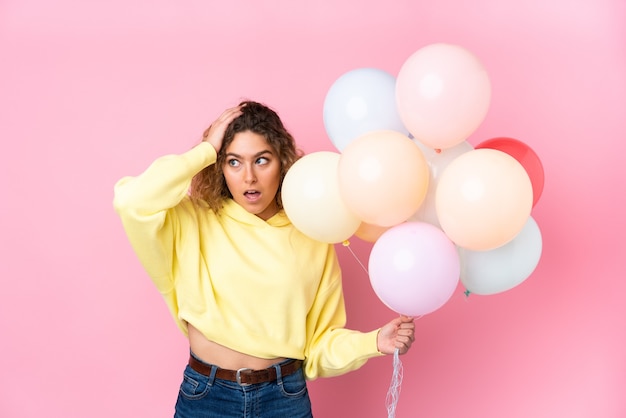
202, 105, 244, 153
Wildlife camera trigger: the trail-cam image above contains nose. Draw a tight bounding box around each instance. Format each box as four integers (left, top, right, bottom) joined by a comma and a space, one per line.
243, 164, 257, 184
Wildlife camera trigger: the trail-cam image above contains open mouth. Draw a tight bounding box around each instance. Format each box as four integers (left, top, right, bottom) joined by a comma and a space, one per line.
244, 190, 261, 202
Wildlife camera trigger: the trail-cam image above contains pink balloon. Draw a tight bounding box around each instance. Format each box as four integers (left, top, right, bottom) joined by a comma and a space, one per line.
368, 222, 460, 316
396, 43, 491, 150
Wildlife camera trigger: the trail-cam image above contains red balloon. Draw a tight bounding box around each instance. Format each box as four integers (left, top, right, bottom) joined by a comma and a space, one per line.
475, 137, 544, 207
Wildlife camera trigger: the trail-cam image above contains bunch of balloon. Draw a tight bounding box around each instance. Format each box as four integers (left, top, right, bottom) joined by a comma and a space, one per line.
281, 44, 545, 418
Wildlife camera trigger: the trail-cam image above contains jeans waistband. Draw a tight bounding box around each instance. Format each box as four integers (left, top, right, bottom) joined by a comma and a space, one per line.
188, 354, 303, 385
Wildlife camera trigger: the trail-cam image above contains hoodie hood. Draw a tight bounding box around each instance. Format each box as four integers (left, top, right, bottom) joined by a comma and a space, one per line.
221, 198, 291, 228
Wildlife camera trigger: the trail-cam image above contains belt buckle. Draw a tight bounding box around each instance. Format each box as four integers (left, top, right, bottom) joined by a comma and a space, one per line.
236, 368, 252, 386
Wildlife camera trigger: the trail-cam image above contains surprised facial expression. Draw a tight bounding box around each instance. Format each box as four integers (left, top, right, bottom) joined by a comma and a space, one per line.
222, 131, 281, 221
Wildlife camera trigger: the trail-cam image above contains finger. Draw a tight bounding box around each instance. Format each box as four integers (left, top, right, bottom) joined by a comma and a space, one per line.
395, 340, 410, 354
215, 106, 243, 123
204, 106, 244, 140
399, 315, 415, 323
398, 324, 415, 334
398, 334, 415, 343
397, 329, 415, 340
401, 329, 415, 339
225, 104, 244, 115
202, 126, 212, 138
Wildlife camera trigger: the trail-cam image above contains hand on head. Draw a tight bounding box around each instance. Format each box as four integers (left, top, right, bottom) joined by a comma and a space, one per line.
376, 315, 416, 355
203, 105, 245, 153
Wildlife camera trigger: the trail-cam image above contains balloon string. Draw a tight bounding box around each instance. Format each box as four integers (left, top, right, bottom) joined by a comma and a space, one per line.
341, 243, 404, 417
342, 241, 369, 275
386, 348, 403, 418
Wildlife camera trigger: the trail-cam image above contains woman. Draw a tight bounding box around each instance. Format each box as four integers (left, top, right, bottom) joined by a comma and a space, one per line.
113, 100, 415, 417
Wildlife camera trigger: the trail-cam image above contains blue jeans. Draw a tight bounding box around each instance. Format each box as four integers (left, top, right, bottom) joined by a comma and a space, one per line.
174, 354, 313, 418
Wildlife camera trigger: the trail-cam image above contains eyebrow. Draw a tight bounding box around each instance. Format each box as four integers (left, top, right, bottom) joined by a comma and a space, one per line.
225, 149, 274, 159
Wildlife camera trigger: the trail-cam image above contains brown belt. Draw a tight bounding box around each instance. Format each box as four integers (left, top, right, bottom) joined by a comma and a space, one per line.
188, 356, 304, 385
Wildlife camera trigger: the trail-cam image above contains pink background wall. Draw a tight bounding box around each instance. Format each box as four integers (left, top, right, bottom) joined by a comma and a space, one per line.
1, 0, 625, 417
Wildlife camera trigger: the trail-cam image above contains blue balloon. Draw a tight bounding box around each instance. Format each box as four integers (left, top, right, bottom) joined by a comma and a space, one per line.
459, 216, 543, 295
323, 68, 408, 152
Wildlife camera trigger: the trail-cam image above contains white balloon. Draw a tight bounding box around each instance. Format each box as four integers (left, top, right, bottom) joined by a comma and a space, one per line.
408, 140, 474, 227
459, 216, 543, 295
323, 68, 408, 152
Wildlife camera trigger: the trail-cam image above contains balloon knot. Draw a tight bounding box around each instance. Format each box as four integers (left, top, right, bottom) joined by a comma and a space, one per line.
464, 289, 471, 298
342, 240, 350, 247
435, 148, 442, 154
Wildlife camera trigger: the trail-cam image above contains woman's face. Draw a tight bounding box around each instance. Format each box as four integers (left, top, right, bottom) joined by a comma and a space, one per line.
222, 130, 281, 220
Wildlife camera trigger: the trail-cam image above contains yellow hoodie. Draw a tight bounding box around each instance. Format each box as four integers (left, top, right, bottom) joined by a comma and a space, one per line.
113, 142, 381, 379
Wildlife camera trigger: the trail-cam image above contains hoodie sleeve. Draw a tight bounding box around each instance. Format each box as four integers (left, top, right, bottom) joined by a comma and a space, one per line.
303, 245, 383, 379
112, 142, 217, 292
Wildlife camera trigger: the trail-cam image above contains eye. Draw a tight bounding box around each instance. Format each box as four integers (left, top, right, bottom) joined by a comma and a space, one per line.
256, 156, 270, 165
227, 158, 240, 167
